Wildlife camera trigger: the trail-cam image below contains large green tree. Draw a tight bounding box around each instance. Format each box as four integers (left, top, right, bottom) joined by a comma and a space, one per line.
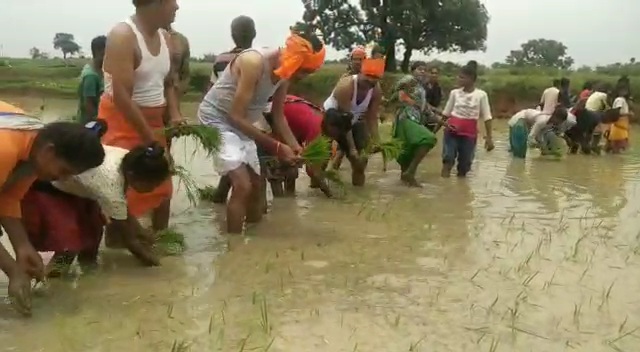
302, 0, 489, 72
505, 39, 574, 69
53, 33, 81, 59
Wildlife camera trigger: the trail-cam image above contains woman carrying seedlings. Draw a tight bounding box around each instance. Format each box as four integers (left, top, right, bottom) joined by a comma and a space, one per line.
324, 46, 384, 186
266, 96, 353, 197
198, 24, 326, 234
606, 80, 633, 153
440, 61, 494, 177
0, 101, 105, 315
22, 121, 167, 274
99, 0, 182, 245
390, 61, 438, 186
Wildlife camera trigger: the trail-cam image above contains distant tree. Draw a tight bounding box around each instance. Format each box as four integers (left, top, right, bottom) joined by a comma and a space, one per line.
201, 53, 216, 63
29, 47, 44, 59
305, 0, 489, 72
505, 39, 574, 69
53, 33, 81, 59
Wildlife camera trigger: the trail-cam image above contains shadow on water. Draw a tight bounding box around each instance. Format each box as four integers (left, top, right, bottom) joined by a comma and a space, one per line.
1, 97, 640, 351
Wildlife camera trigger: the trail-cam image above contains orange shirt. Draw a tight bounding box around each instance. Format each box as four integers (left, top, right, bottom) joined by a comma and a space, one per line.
0, 130, 37, 218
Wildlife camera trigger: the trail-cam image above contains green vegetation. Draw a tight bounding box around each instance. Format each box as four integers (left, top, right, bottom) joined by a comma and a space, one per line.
1, 57, 639, 119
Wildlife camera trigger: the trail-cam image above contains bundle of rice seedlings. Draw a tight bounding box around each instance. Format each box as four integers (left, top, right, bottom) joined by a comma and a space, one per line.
365, 139, 403, 171
302, 136, 332, 166
197, 185, 218, 202
324, 169, 346, 198
171, 164, 200, 206
163, 124, 221, 157
155, 227, 186, 256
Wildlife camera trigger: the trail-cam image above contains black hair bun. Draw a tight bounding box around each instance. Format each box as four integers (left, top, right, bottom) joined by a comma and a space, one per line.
84, 119, 108, 138
145, 143, 165, 158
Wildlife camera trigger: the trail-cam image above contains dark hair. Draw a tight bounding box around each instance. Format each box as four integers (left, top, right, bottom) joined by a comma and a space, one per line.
34, 122, 105, 170
120, 144, 170, 184
322, 108, 353, 133
231, 16, 256, 49
583, 81, 593, 90
460, 60, 478, 81
552, 79, 560, 87
560, 77, 570, 88
91, 36, 107, 57
410, 61, 427, 72
132, 0, 157, 7
290, 22, 324, 53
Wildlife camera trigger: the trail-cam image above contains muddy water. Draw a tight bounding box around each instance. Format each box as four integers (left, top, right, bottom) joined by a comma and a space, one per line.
1, 97, 640, 351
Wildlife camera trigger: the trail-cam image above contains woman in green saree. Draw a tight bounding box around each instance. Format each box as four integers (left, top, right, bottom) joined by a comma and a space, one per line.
391, 61, 438, 186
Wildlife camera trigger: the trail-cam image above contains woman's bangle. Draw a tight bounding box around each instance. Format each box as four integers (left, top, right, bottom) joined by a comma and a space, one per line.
276, 141, 281, 155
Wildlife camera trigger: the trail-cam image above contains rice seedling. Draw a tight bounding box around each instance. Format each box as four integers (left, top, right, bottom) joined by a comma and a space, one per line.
171, 340, 191, 352
163, 124, 221, 157
197, 185, 218, 202
364, 139, 403, 171
155, 227, 186, 256
258, 296, 271, 334
172, 165, 200, 206
324, 169, 346, 197
302, 136, 332, 166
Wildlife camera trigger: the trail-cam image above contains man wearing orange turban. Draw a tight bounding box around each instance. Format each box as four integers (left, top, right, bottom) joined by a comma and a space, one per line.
198, 25, 326, 234
344, 46, 366, 76
323, 46, 385, 186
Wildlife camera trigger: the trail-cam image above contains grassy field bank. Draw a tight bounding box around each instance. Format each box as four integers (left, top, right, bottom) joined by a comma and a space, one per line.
1, 58, 638, 119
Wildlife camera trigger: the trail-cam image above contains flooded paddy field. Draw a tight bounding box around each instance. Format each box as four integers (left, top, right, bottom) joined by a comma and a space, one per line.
1, 97, 640, 351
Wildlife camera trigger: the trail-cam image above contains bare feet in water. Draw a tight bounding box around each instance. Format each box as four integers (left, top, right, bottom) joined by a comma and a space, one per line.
400, 172, 422, 187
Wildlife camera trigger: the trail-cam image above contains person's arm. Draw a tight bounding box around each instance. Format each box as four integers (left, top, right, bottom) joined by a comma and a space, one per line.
178, 35, 191, 95
227, 53, 281, 149
82, 74, 101, 121
104, 24, 155, 144
0, 176, 43, 279
364, 83, 382, 143
480, 92, 493, 141
164, 32, 183, 124
334, 78, 357, 154
528, 119, 545, 146
270, 81, 301, 151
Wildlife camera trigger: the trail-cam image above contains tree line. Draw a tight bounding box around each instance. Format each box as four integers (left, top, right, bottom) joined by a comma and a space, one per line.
31, 13, 635, 75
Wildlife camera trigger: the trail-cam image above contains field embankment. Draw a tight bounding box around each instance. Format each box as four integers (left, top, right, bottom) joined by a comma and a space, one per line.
1, 58, 638, 119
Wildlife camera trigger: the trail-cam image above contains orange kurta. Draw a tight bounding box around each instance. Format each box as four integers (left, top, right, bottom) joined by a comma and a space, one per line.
98, 96, 172, 217
0, 130, 38, 218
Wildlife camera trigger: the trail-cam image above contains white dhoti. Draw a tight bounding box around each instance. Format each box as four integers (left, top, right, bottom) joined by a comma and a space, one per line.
215, 131, 261, 175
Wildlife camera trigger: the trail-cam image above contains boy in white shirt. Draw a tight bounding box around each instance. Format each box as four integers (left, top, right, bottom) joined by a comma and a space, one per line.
539, 80, 560, 114
441, 60, 493, 177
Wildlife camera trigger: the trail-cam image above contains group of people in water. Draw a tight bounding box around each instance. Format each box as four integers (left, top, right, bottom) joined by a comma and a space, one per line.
0, 0, 634, 316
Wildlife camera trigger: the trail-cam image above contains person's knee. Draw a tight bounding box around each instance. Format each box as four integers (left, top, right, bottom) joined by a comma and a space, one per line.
441, 132, 457, 163
229, 175, 253, 200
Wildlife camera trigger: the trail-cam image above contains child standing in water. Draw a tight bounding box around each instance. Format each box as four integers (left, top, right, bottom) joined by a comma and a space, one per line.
607, 80, 633, 153
441, 61, 493, 177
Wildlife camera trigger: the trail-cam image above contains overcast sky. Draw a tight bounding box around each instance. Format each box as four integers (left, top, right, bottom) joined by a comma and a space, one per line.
1, 0, 638, 66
